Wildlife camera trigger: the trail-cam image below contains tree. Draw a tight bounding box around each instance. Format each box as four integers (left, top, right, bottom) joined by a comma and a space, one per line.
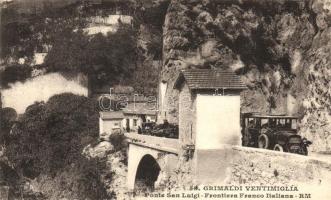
5, 93, 112, 199
0, 1, 87, 64
0, 64, 32, 88
44, 24, 138, 88
6, 102, 47, 177
0, 107, 17, 145
5, 93, 99, 176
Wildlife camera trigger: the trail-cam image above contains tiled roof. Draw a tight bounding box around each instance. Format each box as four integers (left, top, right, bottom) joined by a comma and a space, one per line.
123, 109, 157, 116
123, 102, 157, 115
100, 102, 157, 119
100, 111, 124, 120
174, 69, 247, 90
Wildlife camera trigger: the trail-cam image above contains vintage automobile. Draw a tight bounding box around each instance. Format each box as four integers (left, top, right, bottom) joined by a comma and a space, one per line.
241, 113, 312, 155
140, 122, 156, 134
141, 120, 179, 139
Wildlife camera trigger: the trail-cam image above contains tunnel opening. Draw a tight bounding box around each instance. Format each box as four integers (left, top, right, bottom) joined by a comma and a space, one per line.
134, 154, 161, 191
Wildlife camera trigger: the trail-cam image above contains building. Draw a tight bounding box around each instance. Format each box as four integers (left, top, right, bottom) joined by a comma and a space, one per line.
99, 109, 157, 135
99, 99, 157, 136
126, 68, 248, 190
122, 109, 157, 132
173, 68, 247, 149
99, 111, 124, 139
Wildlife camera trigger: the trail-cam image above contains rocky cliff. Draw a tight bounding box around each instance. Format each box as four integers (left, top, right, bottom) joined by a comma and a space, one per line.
161, 0, 331, 152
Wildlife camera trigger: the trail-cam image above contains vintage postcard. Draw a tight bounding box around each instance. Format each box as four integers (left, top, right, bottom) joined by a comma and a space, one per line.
0, 0, 330, 199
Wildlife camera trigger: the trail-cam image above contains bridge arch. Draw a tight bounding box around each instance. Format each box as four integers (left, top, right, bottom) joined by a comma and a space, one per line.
134, 154, 161, 190
127, 144, 162, 190
127, 139, 179, 191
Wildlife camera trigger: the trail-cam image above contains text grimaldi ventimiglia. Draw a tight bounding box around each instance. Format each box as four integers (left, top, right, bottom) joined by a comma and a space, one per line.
144, 185, 310, 199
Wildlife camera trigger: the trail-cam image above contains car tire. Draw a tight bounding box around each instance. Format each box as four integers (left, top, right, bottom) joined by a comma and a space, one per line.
302, 146, 308, 156
274, 144, 284, 152
258, 134, 269, 149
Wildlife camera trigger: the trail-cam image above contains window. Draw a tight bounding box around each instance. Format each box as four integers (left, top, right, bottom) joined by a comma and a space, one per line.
133, 119, 137, 126
114, 122, 119, 128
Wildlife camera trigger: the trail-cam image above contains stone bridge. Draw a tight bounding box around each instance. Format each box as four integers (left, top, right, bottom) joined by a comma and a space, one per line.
125, 133, 180, 190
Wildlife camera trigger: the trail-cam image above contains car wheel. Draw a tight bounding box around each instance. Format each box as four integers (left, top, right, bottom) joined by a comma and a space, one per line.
258, 134, 269, 149
274, 144, 284, 152
302, 146, 308, 156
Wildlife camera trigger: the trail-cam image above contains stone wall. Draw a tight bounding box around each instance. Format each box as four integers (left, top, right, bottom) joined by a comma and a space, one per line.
159, 145, 331, 200
178, 83, 196, 146
195, 146, 331, 186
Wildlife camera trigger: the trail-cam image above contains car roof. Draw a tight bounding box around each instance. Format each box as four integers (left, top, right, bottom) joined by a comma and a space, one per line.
252, 115, 298, 119
242, 112, 298, 119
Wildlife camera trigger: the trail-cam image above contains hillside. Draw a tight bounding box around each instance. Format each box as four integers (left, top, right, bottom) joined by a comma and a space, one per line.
0, 0, 169, 112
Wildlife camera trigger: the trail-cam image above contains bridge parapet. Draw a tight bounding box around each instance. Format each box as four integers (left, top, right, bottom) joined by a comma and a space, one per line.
125, 133, 180, 154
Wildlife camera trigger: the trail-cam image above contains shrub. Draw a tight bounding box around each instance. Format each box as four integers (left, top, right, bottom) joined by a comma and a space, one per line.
75, 156, 111, 200
108, 132, 126, 151
0, 107, 17, 145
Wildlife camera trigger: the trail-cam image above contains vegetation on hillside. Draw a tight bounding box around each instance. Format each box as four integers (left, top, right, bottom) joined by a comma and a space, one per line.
0, 107, 17, 145
3, 93, 111, 199
0, 64, 32, 88
45, 24, 137, 87
0, 1, 170, 94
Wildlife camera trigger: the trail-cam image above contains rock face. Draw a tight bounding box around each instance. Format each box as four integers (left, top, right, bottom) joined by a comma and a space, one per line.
161, 0, 331, 152
83, 141, 115, 158
83, 141, 129, 200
